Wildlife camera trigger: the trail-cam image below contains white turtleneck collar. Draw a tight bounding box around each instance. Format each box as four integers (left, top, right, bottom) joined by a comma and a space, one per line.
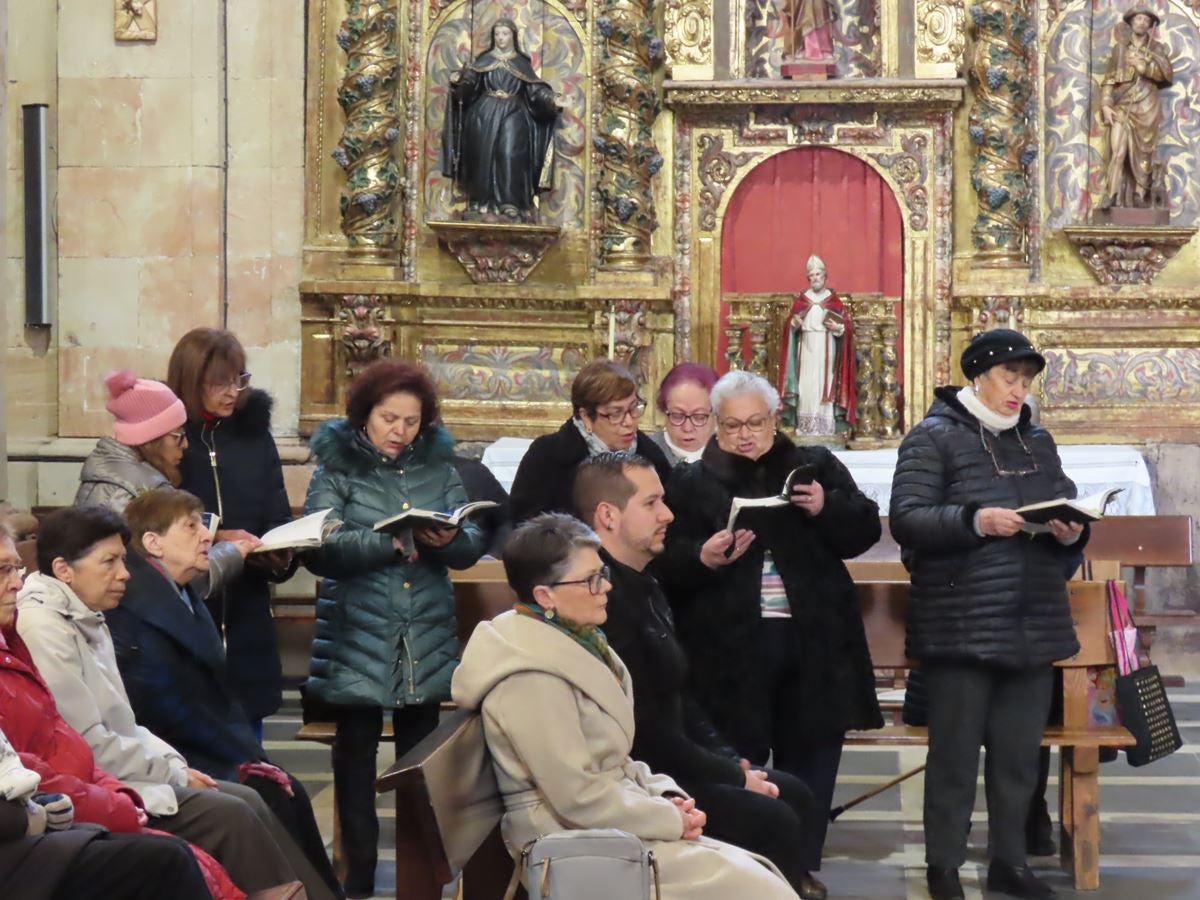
956, 386, 1021, 434
664, 432, 704, 464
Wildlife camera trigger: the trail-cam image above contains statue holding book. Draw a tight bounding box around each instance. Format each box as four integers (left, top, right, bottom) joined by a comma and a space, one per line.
1099, 7, 1173, 212
779, 255, 856, 437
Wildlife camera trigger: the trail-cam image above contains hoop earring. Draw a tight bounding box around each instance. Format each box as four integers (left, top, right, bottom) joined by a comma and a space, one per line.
544, 608, 557, 621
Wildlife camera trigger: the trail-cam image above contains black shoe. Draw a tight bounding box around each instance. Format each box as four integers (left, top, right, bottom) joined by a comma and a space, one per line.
798, 872, 828, 900
987, 860, 1056, 899
926, 866, 965, 900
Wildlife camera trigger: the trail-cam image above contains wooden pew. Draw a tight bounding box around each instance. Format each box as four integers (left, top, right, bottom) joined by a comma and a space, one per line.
375, 710, 520, 900
849, 580, 1135, 891
1083, 515, 1194, 616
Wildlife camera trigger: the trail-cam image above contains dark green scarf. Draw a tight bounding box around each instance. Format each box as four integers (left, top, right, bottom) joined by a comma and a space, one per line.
515, 601, 622, 680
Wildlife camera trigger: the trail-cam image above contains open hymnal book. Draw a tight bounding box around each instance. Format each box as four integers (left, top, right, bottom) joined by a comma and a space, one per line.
725, 464, 817, 532
373, 501, 499, 536
1017, 487, 1124, 532
250, 509, 342, 553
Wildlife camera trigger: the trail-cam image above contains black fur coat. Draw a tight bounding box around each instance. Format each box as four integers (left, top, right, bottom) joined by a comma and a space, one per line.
656, 434, 884, 756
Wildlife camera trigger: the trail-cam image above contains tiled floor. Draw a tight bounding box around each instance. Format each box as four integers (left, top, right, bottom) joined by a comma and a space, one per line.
271, 688, 1200, 899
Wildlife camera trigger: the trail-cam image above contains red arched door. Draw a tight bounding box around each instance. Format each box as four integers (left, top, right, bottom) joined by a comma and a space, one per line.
718, 146, 905, 385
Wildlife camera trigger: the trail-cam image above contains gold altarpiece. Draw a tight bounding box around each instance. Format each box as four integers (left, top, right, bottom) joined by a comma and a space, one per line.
299, 0, 1200, 444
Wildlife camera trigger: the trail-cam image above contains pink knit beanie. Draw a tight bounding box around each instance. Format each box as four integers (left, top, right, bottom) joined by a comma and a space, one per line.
105, 370, 187, 446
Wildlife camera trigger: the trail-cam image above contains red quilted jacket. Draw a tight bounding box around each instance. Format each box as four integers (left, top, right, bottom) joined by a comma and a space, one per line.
0, 621, 142, 832
0, 621, 245, 899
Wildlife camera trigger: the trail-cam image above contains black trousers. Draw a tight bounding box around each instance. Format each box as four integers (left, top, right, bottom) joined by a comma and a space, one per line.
333, 703, 441, 891
686, 766, 816, 887
758, 617, 847, 871
244, 772, 342, 895
923, 662, 1055, 868
51, 831, 211, 900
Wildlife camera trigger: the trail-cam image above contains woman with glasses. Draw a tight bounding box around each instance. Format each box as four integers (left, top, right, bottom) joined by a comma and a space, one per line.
167, 328, 296, 735
74, 370, 252, 597
452, 513, 799, 899
302, 359, 486, 898
890, 329, 1084, 900
658, 371, 881, 896
649, 363, 718, 467
510, 359, 672, 523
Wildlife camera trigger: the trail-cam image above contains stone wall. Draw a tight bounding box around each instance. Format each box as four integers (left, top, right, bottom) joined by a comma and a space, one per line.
3, 0, 305, 443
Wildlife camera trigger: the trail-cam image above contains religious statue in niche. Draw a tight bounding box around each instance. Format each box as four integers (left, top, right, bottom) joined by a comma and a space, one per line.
114, 0, 157, 42
1097, 6, 1173, 222
782, 0, 838, 80
779, 255, 856, 438
440, 19, 561, 223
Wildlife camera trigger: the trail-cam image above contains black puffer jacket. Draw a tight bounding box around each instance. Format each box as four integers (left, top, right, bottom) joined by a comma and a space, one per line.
657, 435, 883, 758
178, 389, 293, 720
890, 387, 1086, 668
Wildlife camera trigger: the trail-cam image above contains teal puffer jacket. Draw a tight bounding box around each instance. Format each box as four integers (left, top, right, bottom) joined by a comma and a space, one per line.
302, 419, 486, 707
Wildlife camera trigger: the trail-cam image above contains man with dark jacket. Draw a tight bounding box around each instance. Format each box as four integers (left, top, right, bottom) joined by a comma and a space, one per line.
572, 451, 827, 900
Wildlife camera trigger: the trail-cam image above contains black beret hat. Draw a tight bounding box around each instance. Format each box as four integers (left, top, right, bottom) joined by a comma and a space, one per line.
960, 329, 1046, 381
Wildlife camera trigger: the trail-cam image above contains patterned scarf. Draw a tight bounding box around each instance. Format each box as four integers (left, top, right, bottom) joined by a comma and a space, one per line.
572, 417, 614, 457
515, 601, 622, 679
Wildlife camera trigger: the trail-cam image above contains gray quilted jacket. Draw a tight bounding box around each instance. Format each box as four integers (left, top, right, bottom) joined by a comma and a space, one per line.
72, 437, 243, 596
302, 419, 486, 708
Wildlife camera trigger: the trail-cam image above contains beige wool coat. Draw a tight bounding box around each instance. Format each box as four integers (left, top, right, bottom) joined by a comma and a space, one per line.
452, 611, 798, 900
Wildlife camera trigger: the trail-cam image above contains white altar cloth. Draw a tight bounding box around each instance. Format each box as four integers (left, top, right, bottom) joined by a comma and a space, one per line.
480, 438, 1155, 516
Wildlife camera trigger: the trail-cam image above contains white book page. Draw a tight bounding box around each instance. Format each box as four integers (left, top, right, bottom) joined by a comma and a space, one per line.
251, 508, 340, 553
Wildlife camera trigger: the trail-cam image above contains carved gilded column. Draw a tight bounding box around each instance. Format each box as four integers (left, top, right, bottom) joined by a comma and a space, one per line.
333, 0, 402, 256
747, 321, 770, 376
847, 296, 902, 444
596, 0, 665, 269
878, 320, 902, 438
724, 326, 746, 370
852, 324, 882, 440
967, 0, 1034, 265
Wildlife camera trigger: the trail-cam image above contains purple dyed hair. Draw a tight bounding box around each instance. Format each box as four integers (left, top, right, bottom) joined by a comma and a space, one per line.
656, 362, 719, 412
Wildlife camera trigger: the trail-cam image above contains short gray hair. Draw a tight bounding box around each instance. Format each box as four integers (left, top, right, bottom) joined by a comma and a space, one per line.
502, 513, 601, 604
710, 371, 780, 416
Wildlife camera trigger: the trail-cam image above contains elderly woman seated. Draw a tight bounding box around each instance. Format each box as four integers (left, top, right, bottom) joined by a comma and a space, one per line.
100, 488, 341, 899
14, 505, 338, 898
451, 513, 799, 899
0, 520, 291, 898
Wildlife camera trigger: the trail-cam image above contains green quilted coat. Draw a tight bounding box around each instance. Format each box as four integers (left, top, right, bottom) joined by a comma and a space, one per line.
302, 419, 486, 707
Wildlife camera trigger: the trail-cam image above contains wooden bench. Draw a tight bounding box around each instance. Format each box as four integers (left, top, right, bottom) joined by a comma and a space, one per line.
850, 580, 1136, 891
1082, 515, 1193, 617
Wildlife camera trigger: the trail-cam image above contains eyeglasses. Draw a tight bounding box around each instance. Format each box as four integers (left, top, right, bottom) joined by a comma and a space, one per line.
549, 565, 611, 595
0, 564, 26, 581
718, 414, 772, 436
666, 410, 712, 428
166, 430, 187, 447
594, 400, 646, 425
205, 371, 252, 393
979, 425, 1040, 478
